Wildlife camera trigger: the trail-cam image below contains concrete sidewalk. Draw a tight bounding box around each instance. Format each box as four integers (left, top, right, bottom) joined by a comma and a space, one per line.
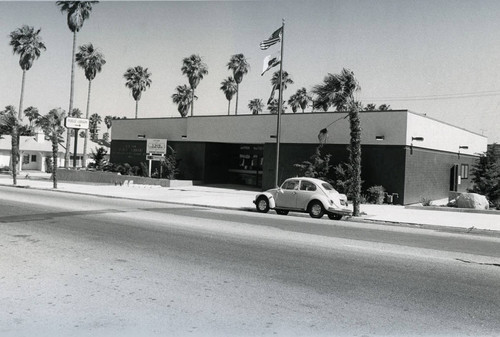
1, 172, 499, 233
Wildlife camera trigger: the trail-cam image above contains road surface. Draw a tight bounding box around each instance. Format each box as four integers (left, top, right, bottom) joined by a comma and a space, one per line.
1, 186, 499, 336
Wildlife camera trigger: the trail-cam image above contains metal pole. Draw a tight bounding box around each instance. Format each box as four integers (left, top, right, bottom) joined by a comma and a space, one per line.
274, 19, 285, 187
73, 128, 79, 168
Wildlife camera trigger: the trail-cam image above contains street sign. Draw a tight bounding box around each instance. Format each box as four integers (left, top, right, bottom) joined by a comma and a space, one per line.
146, 154, 165, 161
146, 138, 167, 154
65, 117, 89, 129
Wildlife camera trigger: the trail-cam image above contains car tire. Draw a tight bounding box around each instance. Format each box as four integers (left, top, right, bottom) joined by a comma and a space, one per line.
256, 196, 270, 213
328, 213, 342, 220
275, 209, 289, 215
308, 200, 325, 218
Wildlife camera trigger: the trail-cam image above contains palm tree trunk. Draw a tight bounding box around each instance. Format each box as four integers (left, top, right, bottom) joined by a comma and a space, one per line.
135, 100, 139, 119
52, 135, 58, 189
348, 105, 362, 216
227, 99, 231, 115
64, 31, 77, 169
235, 83, 239, 115
191, 90, 195, 117
11, 126, 19, 185
19, 70, 26, 120
82, 80, 92, 168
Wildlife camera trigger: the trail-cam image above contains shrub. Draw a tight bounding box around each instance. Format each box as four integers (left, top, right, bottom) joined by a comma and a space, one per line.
161, 149, 180, 179
420, 197, 432, 206
366, 185, 386, 204
294, 145, 333, 184
88, 147, 108, 170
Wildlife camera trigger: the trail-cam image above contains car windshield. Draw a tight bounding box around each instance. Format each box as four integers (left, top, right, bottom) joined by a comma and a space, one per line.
321, 182, 338, 193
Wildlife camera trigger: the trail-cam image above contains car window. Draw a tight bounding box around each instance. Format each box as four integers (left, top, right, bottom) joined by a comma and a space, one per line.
322, 182, 338, 193
282, 180, 299, 190
300, 181, 316, 191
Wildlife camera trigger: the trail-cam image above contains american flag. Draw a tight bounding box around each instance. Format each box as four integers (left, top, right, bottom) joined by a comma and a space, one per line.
260, 27, 282, 50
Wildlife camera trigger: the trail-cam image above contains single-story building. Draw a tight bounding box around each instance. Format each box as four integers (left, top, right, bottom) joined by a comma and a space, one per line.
0, 129, 110, 172
110, 110, 487, 205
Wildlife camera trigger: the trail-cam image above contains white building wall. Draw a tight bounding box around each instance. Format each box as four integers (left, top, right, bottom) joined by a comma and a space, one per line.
406, 112, 487, 155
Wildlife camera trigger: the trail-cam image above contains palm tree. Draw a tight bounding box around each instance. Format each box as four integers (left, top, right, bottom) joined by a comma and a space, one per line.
220, 77, 237, 115
36, 108, 66, 188
9, 25, 46, 120
295, 87, 311, 113
89, 113, 102, 141
172, 84, 195, 118
57, 1, 98, 169
123, 66, 152, 119
271, 70, 293, 91
0, 106, 20, 185
181, 54, 208, 116
248, 99, 264, 115
312, 68, 362, 216
75, 42, 105, 167
227, 54, 250, 115
24, 106, 40, 126
287, 93, 300, 113
267, 99, 287, 114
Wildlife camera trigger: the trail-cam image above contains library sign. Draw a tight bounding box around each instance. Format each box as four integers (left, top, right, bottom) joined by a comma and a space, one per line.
146, 138, 167, 154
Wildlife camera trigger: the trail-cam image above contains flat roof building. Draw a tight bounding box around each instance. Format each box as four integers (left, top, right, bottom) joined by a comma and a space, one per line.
110, 110, 487, 205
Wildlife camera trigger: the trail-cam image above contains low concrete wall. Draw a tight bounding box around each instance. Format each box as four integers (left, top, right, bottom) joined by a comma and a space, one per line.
57, 169, 193, 187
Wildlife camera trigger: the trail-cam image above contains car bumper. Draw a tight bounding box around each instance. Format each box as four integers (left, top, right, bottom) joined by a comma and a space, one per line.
327, 207, 352, 216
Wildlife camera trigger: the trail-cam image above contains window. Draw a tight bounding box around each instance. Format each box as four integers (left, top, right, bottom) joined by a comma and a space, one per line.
31, 155, 37, 162
300, 181, 316, 191
282, 180, 299, 190
461, 164, 469, 179
23, 155, 29, 164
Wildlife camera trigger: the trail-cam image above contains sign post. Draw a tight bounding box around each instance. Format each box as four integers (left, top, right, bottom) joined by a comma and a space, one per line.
146, 139, 167, 177
65, 118, 89, 168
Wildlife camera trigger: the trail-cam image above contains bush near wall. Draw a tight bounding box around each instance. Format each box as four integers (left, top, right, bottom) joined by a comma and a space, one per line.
366, 185, 386, 204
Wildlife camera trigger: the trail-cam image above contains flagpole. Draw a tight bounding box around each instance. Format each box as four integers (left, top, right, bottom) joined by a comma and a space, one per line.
274, 19, 285, 187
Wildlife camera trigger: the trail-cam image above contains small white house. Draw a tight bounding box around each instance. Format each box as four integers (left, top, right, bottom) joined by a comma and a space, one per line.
0, 129, 110, 172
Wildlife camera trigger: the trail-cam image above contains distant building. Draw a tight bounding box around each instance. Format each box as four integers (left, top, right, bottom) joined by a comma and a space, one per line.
110, 110, 487, 205
0, 128, 109, 172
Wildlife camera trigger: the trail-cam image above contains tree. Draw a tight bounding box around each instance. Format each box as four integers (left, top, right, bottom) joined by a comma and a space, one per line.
312, 68, 362, 216
469, 145, 500, 206
89, 113, 102, 141
271, 70, 293, 91
294, 145, 333, 183
104, 115, 112, 131
123, 66, 152, 119
295, 87, 311, 113
24, 106, 40, 126
267, 99, 287, 114
363, 103, 376, 111
227, 54, 250, 115
248, 98, 264, 115
75, 42, 106, 167
9, 25, 46, 120
56, 0, 98, 169
172, 84, 195, 118
35, 108, 66, 188
220, 77, 237, 115
378, 104, 391, 111
88, 146, 108, 170
0, 106, 24, 185
181, 54, 208, 116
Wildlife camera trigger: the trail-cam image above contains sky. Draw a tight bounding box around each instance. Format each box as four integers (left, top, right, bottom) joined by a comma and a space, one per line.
1, 0, 500, 143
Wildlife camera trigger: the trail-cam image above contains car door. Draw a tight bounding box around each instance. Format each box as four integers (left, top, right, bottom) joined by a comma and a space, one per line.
275, 179, 299, 209
296, 180, 317, 210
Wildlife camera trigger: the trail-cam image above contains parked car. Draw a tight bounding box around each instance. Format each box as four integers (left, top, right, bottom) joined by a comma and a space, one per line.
253, 177, 351, 220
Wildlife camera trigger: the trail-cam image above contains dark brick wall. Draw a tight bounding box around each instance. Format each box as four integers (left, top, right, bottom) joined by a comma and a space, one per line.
262, 143, 406, 203
404, 147, 477, 204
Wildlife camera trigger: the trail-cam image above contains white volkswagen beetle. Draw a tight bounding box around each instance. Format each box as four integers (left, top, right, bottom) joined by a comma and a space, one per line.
253, 177, 351, 220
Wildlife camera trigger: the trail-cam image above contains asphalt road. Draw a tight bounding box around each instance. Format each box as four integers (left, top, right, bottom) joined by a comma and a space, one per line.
1, 186, 500, 336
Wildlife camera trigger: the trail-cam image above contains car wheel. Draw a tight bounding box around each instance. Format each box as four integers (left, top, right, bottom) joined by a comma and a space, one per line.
256, 196, 270, 213
308, 200, 325, 218
276, 209, 289, 215
328, 213, 342, 220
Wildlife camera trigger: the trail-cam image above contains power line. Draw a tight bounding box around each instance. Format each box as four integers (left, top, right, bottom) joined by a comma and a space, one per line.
361, 89, 500, 102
